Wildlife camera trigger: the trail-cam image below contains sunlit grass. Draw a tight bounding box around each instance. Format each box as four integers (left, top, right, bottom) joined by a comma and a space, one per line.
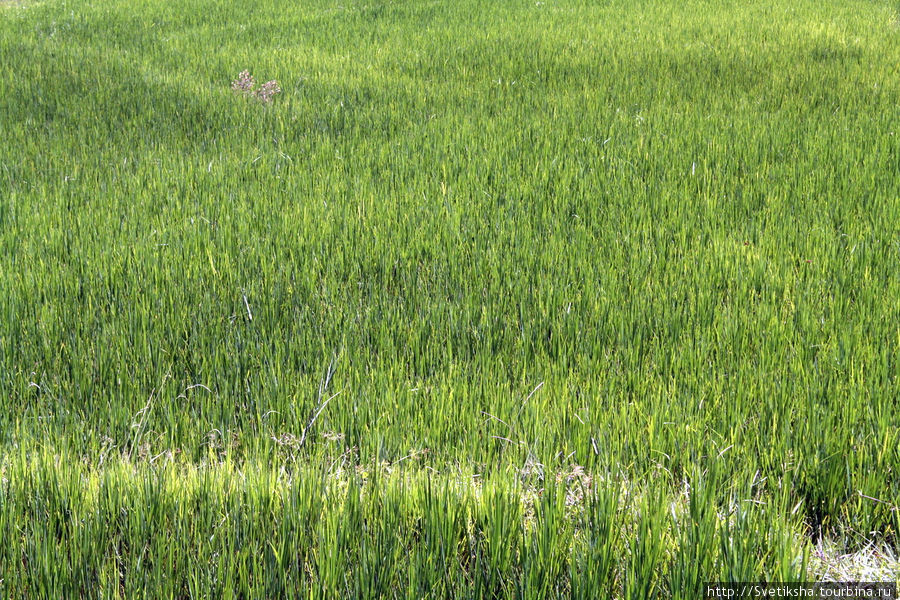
1, 0, 898, 596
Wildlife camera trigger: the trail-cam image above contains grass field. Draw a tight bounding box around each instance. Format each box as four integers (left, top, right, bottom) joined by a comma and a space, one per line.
1, 0, 899, 596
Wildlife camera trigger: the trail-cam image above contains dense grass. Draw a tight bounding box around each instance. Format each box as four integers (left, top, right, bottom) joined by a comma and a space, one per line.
1, 0, 898, 596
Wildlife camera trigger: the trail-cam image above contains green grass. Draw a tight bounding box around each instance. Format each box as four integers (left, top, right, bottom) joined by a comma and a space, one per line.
1, 0, 898, 596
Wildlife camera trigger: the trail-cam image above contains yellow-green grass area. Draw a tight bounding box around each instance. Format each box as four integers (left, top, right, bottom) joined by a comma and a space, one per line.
1, 0, 898, 596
